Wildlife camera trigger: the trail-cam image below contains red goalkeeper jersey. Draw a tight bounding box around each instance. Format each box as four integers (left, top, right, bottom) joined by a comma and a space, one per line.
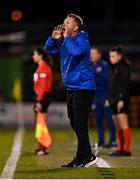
33, 62, 52, 102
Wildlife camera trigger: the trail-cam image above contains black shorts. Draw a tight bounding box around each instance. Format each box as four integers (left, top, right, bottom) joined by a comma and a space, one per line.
110, 101, 129, 115
33, 92, 51, 113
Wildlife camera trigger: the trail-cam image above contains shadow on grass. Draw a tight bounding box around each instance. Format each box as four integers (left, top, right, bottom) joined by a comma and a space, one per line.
16, 167, 81, 174
15, 167, 85, 179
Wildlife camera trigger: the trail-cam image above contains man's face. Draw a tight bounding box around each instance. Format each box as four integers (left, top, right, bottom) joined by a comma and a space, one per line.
109, 51, 122, 64
63, 17, 78, 36
90, 49, 101, 63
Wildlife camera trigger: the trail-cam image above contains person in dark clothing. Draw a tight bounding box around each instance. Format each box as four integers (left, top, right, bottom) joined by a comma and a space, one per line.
106, 46, 131, 156
44, 14, 98, 167
90, 47, 116, 149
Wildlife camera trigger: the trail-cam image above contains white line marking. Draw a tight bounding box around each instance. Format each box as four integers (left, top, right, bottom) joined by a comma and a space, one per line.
0, 103, 24, 179
0, 127, 24, 179
96, 157, 111, 168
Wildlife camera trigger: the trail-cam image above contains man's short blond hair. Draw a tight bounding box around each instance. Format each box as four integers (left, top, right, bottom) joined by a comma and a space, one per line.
67, 13, 83, 31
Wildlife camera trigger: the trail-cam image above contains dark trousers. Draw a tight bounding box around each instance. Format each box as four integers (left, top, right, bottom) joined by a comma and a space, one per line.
67, 89, 95, 161
93, 102, 116, 145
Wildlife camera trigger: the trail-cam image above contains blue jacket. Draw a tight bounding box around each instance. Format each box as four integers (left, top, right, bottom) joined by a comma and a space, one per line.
92, 59, 110, 102
44, 31, 96, 90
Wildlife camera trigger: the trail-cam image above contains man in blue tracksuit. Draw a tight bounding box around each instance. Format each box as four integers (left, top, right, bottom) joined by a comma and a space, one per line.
90, 47, 116, 148
44, 14, 98, 167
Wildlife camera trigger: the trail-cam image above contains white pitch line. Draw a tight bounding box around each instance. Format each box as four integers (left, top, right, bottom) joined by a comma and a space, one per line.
0, 102, 24, 179
96, 157, 111, 168
0, 127, 24, 179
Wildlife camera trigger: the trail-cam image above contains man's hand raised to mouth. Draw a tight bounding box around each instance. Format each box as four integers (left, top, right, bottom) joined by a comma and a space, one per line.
52, 25, 63, 40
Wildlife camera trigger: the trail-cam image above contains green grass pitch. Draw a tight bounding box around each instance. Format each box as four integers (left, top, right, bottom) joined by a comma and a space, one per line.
0, 128, 140, 179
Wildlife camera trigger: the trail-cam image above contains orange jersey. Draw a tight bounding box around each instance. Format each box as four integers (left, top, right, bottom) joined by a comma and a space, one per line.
33, 62, 52, 102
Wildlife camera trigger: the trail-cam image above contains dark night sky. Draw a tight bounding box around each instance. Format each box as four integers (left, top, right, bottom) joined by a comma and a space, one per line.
0, 0, 140, 22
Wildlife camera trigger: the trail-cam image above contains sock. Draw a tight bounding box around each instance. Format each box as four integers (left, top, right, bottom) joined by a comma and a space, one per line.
123, 128, 131, 152
39, 143, 47, 151
117, 129, 124, 152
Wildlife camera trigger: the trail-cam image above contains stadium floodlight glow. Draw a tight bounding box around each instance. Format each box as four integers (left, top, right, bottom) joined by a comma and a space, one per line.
11, 10, 23, 21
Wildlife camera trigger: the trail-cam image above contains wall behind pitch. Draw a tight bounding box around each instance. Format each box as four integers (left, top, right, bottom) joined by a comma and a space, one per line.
0, 57, 23, 101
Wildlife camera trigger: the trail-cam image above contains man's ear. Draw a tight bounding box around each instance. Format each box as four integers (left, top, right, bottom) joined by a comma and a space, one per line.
74, 25, 79, 32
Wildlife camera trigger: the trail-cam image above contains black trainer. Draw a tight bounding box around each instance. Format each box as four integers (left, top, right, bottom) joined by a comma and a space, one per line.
68, 156, 99, 168
80, 156, 99, 167
61, 158, 77, 167
122, 151, 131, 156
62, 155, 99, 168
109, 150, 123, 156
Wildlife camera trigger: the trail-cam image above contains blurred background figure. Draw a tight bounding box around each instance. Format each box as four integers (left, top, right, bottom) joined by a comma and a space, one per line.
32, 48, 52, 155
90, 47, 116, 150
106, 46, 131, 156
